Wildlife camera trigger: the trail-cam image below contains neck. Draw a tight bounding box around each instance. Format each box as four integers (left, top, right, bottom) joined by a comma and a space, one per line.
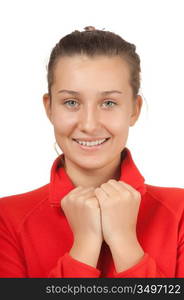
63, 154, 122, 188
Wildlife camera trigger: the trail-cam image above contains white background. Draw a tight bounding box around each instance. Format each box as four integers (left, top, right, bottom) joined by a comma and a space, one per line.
0, 0, 184, 197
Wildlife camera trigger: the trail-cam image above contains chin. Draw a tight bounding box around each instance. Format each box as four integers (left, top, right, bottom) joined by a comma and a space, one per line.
74, 157, 108, 170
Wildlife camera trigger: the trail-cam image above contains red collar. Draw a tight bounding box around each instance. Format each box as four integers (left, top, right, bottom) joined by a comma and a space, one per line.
49, 147, 147, 207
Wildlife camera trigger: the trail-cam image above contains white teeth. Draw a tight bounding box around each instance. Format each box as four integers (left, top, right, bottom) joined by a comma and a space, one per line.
76, 138, 107, 147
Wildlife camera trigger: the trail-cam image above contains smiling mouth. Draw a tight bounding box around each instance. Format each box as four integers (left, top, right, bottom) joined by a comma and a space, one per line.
72, 137, 110, 149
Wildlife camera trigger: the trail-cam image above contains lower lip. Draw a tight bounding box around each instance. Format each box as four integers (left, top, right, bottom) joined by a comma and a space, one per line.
73, 138, 110, 151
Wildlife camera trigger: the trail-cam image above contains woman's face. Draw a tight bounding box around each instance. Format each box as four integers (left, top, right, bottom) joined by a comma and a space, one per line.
43, 55, 142, 170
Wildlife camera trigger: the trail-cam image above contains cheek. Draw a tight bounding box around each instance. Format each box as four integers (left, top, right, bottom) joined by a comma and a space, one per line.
105, 112, 130, 134
52, 109, 78, 134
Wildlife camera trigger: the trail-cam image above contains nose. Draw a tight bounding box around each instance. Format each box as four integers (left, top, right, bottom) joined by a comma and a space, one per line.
79, 104, 100, 133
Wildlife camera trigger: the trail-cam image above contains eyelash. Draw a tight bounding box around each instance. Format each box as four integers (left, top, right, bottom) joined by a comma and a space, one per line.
63, 99, 117, 109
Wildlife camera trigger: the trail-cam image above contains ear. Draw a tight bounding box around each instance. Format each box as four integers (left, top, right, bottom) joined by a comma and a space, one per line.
43, 93, 53, 124
129, 95, 143, 127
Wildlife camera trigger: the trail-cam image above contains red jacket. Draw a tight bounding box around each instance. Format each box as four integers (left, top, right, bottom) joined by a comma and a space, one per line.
0, 147, 184, 278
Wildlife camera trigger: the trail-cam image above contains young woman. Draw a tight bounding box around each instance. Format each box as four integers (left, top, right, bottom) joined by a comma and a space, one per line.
0, 26, 184, 278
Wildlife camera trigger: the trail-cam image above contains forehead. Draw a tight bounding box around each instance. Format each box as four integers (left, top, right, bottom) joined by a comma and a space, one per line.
53, 55, 130, 82
51, 55, 133, 99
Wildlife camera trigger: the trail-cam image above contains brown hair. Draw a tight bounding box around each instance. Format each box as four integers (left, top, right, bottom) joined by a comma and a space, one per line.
47, 26, 141, 100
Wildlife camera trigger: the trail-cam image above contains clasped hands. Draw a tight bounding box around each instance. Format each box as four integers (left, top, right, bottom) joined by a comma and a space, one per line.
61, 179, 145, 272
61, 179, 142, 248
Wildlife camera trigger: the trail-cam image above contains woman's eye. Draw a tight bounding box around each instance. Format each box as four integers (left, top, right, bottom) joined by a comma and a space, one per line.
102, 100, 117, 108
64, 100, 79, 107
63, 99, 117, 109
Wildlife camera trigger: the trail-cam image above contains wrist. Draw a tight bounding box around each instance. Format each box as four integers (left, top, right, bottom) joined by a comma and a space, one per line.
109, 236, 144, 273
74, 235, 103, 247
107, 232, 139, 248
69, 237, 102, 268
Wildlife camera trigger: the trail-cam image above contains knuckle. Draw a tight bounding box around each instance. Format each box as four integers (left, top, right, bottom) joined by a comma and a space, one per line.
124, 190, 131, 197
134, 191, 141, 201
81, 187, 94, 195
69, 194, 75, 200
85, 197, 98, 207
108, 179, 115, 184
99, 198, 108, 208
86, 187, 95, 193
101, 183, 106, 188
78, 195, 84, 201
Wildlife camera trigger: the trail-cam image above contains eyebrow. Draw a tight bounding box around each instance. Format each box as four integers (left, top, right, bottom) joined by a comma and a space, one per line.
57, 89, 123, 96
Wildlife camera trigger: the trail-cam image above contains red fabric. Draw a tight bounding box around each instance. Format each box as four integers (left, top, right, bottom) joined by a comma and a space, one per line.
0, 147, 184, 278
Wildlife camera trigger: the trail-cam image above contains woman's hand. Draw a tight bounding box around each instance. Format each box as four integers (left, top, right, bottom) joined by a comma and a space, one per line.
94, 179, 144, 272
61, 186, 103, 267
94, 179, 141, 244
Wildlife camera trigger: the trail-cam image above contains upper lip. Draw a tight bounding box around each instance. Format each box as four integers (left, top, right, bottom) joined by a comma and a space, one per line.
73, 137, 110, 142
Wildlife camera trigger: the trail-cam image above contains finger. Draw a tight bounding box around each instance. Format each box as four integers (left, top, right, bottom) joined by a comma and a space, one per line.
105, 179, 133, 194
100, 181, 118, 197
85, 196, 100, 208
73, 186, 95, 196
117, 180, 138, 193
80, 187, 95, 194
117, 181, 141, 200
71, 186, 83, 194
94, 187, 109, 202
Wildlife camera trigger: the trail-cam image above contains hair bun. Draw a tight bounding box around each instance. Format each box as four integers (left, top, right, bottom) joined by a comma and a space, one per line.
84, 26, 96, 31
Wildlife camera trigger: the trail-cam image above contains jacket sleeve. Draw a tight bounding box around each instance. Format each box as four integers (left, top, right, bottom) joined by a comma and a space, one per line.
113, 211, 184, 278
47, 253, 101, 278
175, 208, 184, 277
112, 253, 166, 277
0, 211, 101, 278
0, 211, 27, 278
